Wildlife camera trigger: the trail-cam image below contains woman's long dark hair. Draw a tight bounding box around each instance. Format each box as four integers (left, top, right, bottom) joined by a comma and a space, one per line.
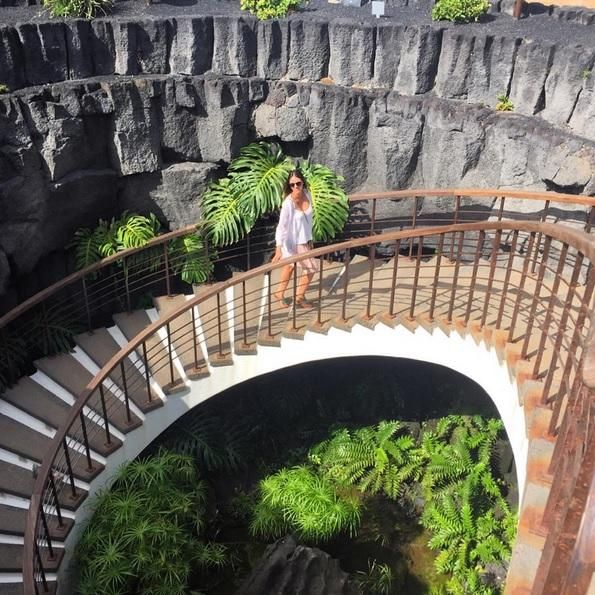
283, 169, 307, 196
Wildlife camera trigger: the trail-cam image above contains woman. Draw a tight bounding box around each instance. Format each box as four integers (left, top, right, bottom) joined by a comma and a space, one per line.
272, 169, 319, 309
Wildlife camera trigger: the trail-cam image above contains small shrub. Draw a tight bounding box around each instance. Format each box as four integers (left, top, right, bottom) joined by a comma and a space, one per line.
0, 84, 9, 94
240, 0, 302, 20
250, 466, 361, 542
432, 0, 489, 22
43, 0, 113, 19
582, 69, 592, 80
356, 560, 396, 595
495, 94, 514, 112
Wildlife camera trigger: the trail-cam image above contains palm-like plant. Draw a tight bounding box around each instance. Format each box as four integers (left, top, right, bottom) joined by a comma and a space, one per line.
300, 161, 349, 241
71, 212, 161, 271
168, 232, 214, 285
202, 141, 349, 247
310, 420, 424, 499
0, 329, 27, 393
419, 416, 515, 594
76, 450, 225, 594
154, 410, 251, 473
228, 142, 294, 220
250, 465, 361, 542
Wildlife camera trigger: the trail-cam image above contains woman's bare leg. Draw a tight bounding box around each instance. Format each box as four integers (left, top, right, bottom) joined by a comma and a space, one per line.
296, 272, 315, 301
273, 264, 294, 304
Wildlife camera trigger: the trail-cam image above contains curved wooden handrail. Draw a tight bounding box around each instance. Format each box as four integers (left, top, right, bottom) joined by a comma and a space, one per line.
348, 188, 595, 206
22, 218, 595, 594
2, 188, 593, 331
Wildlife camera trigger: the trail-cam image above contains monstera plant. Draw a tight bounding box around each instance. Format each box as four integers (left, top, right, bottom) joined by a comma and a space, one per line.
202, 142, 349, 247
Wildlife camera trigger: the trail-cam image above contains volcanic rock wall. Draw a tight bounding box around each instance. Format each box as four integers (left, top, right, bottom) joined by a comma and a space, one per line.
1, 14, 595, 304
1, 17, 595, 137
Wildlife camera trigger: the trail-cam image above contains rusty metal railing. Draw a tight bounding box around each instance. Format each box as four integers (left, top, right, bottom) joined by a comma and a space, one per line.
21, 218, 595, 594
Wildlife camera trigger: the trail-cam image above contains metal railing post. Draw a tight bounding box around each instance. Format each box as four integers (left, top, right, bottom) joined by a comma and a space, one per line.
142, 342, 152, 402
119, 361, 132, 423
98, 385, 112, 445
464, 230, 485, 325
409, 237, 423, 320
388, 240, 401, 318
508, 232, 536, 342
78, 412, 93, 470
480, 230, 502, 328
163, 243, 171, 297
61, 439, 78, 499
429, 234, 444, 321
496, 230, 519, 328
365, 244, 376, 320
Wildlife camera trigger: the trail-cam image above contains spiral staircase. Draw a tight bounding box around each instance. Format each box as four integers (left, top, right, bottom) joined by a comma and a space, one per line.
0, 190, 594, 594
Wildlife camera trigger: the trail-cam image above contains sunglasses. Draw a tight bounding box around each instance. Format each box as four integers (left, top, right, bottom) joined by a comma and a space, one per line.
289, 181, 303, 188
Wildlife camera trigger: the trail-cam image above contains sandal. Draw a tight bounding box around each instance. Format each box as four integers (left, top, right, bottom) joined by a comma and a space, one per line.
295, 297, 314, 309
276, 296, 291, 309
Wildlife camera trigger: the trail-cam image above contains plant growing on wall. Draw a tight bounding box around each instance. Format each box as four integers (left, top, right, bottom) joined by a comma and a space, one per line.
0, 84, 9, 94
202, 142, 349, 247
76, 450, 227, 594
250, 465, 362, 542
419, 416, 515, 594
71, 212, 213, 285
43, 0, 114, 19
240, 0, 303, 20
495, 95, 514, 112
431, 0, 489, 22
153, 409, 251, 473
0, 330, 27, 393
310, 420, 424, 499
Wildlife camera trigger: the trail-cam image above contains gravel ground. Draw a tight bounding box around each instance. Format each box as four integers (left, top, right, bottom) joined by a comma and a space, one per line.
1, 0, 594, 47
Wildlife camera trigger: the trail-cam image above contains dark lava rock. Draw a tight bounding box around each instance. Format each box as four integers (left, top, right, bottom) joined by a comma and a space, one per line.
236, 535, 360, 595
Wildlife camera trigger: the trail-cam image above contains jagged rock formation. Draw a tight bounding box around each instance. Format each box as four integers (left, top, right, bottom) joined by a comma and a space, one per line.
1, 74, 595, 302
1, 16, 595, 138
236, 535, 360, 595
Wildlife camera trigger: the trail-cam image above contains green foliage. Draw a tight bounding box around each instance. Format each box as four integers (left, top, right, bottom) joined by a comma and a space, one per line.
202, 141, 348, 247
0, 83, 9, 94
431, 0, 488, 22
228, 142, 294, 220
301, 161, 349, 242
27, 304, 80, 356
0, 329, 27, 393
155, 410, 250, 473
250, 465, 361, 542
310, 420, 424, 499
240, 0, 302, 20
71, 212, 212, 285
71, 212, 161, 271
495, 94, 514, 112
43, 0, 113, 18
418, 416, 515, 594
356, 559, 395, 595
168, 233, 214, 285
202, 177, 254, 248
76, 450, 225, 594
582, 69, 592, 80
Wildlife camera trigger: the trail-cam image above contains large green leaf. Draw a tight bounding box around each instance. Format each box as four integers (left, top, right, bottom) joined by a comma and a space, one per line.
202, 178, 254, 246
228, 142, 293, 220
70, 226, 104, 271
0, 329, 27, 392
168, 233, 214, 285
116, 213, 159, 250
300, 161, 349, 241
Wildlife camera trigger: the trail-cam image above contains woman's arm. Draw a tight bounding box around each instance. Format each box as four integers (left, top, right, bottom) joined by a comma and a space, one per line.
272, 199, 291, 262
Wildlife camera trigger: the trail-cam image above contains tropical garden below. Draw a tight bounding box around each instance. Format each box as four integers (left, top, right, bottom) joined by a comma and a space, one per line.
74, 357, 518, 595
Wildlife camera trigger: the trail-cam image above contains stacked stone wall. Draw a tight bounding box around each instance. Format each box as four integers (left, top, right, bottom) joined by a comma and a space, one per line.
1, 17, 595, 138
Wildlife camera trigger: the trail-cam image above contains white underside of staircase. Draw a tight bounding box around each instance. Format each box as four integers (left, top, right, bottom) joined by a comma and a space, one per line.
55, 315, 528, 593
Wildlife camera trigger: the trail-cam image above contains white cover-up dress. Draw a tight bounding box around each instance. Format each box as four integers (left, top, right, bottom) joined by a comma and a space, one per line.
275, 194, 320, 274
